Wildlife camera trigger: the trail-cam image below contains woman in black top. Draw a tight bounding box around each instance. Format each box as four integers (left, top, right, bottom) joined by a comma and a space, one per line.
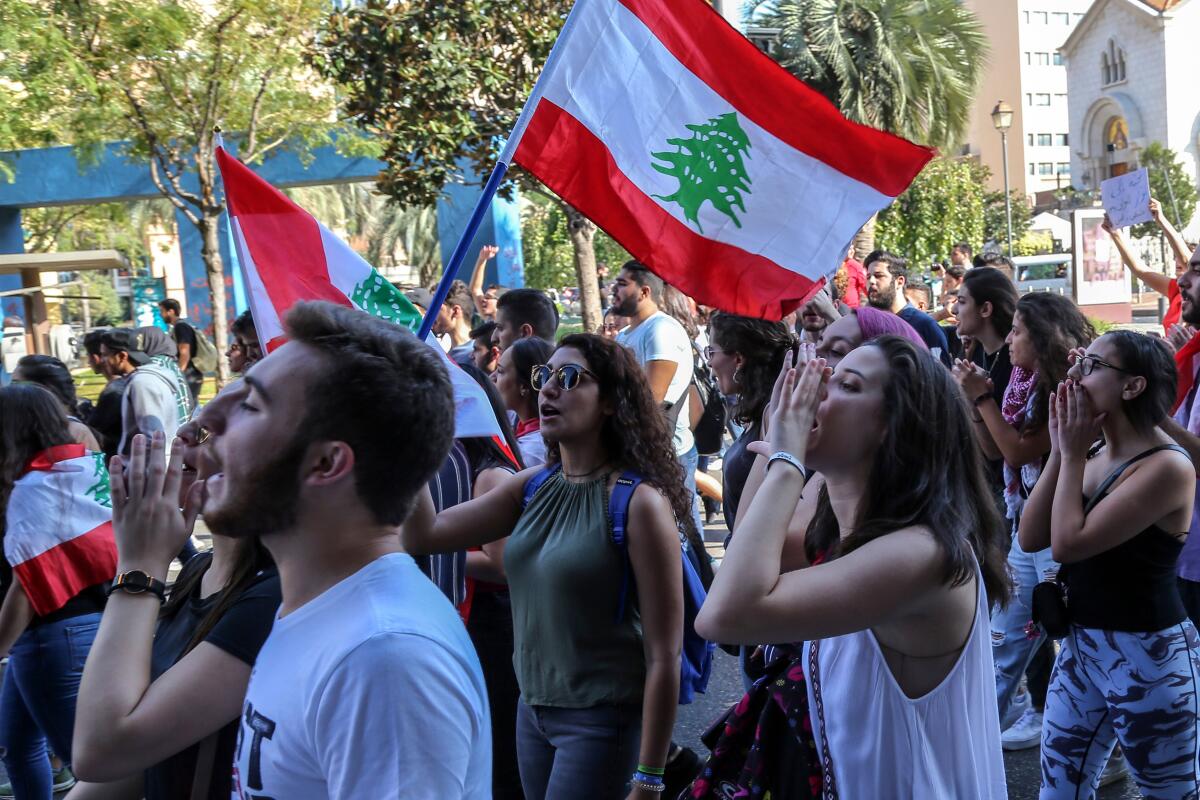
705, 313, 795, 533
1020, 331, 1199, 797
71, 381, 281, 799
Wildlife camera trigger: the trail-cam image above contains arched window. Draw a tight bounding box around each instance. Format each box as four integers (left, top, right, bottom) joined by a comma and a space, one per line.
1103, 40, 1126, 85
1117, 50, 1126, 81
1102, 52, 1111, 85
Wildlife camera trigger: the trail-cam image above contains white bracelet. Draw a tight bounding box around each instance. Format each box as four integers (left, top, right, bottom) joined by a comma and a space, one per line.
766, 451, 807, 480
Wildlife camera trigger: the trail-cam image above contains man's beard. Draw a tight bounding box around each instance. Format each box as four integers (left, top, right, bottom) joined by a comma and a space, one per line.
611, 294, 638, 316
1183, 296, 1200, 326
203, 435, 307, 539
867, 286, 895, 310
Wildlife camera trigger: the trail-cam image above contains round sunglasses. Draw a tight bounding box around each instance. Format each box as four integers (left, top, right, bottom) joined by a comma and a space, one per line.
530, 363, 599, 391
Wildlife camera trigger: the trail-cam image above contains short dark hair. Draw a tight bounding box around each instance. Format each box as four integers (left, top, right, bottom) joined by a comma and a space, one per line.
445, 280, 476, 317
159, 298, 182, 315
231, 310, 256, 339
470, 320, 497, 347
1103, 330, 1178, 433
14, 355, 80, 417
496, 288, 558, 341
904, 282, 933, 308
945, 264, 967, 280
976, 252, 1015, 274
952, 242, 974, 257
864, 250, 908, 281
621, 260, 665, 303
283, 301, 454, 525
83, 329, 106, 357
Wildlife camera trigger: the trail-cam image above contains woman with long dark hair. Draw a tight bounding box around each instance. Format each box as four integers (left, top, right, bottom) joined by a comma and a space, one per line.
696, 338, 1012, 798
1020, 331, 1200, 797
493, 337, 555, 467
404, 333, 701, 799
13, 355, 100, 451
956, 292, 1095, 742
69, 382, 280, 800
0, 385, 113, 800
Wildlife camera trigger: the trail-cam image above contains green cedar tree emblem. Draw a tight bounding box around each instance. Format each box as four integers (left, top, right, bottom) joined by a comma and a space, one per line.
651, 111, 752, 234
86, 452, 111, 508
350, 270, 421, 330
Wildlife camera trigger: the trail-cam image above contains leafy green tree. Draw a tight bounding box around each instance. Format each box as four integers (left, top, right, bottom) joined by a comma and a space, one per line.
875, 157, 984, 266
982, 188, 1032, 252
63, 270, 125, 327
1133, 142, 1198, 239
756, 0, 986, 255
4, 0, 352, 382
316, 0, 612, 332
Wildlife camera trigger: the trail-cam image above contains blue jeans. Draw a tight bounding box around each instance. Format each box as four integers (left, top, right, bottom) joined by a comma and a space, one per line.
678, 445, 704, 536
992, 536, 1059, 723
515, 701, 641, 800
0, 613, 101, 799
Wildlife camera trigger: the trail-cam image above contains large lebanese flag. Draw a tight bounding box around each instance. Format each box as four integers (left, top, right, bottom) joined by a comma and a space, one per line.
5, 445, 117, 616
216, 146, 505, 441
505, 0, 934, 319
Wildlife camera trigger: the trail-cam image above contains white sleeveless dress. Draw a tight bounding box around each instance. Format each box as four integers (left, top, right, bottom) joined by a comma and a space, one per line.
804, 570, 1008, 799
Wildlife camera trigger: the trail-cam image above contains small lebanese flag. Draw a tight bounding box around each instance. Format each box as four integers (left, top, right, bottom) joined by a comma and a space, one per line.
216, 146, 505, 441
5, 445, 117, 617
503, 0, 935, 319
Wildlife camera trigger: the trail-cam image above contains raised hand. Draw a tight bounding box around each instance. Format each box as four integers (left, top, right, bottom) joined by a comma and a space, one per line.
952, 358, 993, 401
759, 347, 795, 437
477, 244, 499, 262
1150, 197, 1163, 222
110, 432, 203, 574
755, 355, 829, 462
1168, 323, 1196, 352
1055, 380, 1104, 461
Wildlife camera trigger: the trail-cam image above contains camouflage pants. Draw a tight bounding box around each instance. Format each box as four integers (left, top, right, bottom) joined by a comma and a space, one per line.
1040, 623, 1200, 799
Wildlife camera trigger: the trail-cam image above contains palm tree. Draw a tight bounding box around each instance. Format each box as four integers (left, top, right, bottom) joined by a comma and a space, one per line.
756, 0, 986, 255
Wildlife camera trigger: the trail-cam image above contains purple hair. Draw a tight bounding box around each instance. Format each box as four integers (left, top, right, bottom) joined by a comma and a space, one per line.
853, 306, 928, 350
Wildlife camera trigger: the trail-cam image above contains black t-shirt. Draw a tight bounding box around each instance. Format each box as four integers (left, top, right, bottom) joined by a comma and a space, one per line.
970, 343, 1014, 500
722, 420, 761, 535
88, 376, 129, 460
172, 321, 202, 378
144, 554, 281, 800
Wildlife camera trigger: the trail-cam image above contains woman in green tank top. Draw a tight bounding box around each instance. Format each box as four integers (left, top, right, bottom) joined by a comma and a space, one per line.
404, 333, 707, 800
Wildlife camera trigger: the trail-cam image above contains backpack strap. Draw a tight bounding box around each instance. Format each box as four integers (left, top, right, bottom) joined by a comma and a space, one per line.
1084, 444, 1190, 514
521, 464, 561, 509
609, 471, 643, 624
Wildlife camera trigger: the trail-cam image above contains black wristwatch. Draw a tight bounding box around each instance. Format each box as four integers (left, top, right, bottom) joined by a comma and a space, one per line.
107, 570, 167, 603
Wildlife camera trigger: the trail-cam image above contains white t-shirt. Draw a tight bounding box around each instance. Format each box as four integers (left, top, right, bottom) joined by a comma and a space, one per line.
616, 311, 694, 455
231, 553, 491, 800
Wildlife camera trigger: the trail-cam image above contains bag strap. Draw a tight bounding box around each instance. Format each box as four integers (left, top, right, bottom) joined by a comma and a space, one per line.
1084, 444, 1190, 514
189, 730, 219, 799
608, 471, 643, 623
521, 464, 560, 509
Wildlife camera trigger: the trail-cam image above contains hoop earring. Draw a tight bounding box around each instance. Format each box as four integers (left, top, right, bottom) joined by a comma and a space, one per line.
732, 367, 743, 385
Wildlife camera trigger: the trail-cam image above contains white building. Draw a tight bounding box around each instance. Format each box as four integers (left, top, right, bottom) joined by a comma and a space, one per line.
1062, 0, 1200, 205
1019, 1, 1095, 196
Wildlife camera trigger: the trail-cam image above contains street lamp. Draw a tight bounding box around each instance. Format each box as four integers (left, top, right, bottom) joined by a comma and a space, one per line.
991, 100, 1015, 257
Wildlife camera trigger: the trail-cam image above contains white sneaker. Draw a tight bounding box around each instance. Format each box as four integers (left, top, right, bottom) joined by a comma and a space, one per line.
1001, 708, 1043, 751
1001, 688, 1032, 732
1098, 749, 1129, 787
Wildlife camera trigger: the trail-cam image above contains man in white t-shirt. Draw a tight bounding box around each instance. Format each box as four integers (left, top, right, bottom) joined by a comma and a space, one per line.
612, 261, 702, 532
196, 301, 490, 799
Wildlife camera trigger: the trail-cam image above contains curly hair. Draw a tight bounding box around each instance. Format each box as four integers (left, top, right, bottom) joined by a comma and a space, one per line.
805, 337, 1012, 607
1015, 293, 1096, 432
548, 333, 712, 585
709, 312, 795, 425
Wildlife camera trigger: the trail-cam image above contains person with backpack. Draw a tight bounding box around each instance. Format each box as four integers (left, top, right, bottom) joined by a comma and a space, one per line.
1019, 332, 1200, 798
404, 333, 711, 800
159, 300, 214, 408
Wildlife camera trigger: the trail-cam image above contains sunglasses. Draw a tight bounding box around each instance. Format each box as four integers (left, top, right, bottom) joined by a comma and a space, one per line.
530, 363, 598, 391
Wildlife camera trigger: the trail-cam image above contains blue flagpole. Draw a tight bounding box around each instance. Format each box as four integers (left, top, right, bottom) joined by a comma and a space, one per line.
417, 161, 510, 341
416, 0, 587, 341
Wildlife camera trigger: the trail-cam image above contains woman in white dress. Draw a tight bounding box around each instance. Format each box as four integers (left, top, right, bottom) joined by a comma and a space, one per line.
697, 337, 1013, 799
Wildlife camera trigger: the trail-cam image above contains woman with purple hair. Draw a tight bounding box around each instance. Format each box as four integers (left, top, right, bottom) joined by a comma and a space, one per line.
815, 305, 927, 369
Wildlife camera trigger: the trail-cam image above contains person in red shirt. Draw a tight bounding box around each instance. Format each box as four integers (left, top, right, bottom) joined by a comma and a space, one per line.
836, 245, 867, 308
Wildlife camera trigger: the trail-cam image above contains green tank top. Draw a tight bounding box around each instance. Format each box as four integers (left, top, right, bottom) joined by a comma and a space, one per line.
503, 470, 646, 708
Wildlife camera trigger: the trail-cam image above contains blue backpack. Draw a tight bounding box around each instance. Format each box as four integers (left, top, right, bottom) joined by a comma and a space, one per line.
522, 465, 715, 704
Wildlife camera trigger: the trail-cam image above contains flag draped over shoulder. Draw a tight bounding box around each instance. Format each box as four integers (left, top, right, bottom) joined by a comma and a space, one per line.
5, 445, 117, 616
215, 146, 505, 441
504, 0, 935, 320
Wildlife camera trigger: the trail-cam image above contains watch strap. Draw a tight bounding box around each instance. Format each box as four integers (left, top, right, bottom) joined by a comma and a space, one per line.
108, 571, 167, 602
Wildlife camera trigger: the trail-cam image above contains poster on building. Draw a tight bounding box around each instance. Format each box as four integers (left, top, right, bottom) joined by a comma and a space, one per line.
1072, 208, 1131, 306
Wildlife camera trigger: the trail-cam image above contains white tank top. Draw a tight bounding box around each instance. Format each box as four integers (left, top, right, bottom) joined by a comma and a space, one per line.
804, 569, 1007, 799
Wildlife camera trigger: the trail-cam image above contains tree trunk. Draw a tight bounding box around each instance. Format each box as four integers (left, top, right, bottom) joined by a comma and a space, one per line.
199, 214, 232, 387
564, 204, 603, 334
852, 213, 878, 261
